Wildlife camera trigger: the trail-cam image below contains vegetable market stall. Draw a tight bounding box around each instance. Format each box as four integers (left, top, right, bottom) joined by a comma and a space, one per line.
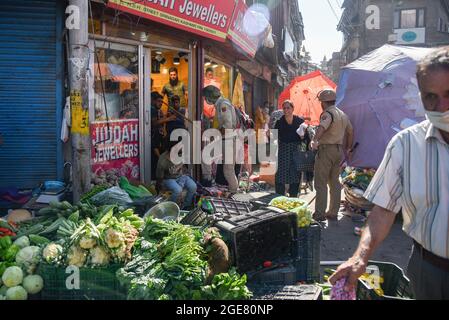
3, 184, 404, 301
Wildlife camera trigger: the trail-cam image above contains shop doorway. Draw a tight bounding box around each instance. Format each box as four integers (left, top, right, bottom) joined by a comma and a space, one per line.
89, 40, 192, 185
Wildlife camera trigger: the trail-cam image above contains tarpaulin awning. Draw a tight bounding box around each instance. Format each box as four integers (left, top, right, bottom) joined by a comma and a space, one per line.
336, 44, 434, 169
95, 63, 138, 83
278, 70, 337, 125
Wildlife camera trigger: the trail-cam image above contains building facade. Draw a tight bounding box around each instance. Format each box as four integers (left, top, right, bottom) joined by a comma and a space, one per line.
338, 0, 449, 64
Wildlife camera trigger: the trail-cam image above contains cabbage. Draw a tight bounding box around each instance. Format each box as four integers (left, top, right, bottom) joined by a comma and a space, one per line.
6, 286, 28, 300
1, 266, 23, 288
22, 275, 44, 294
15, 246, 41, 274
13, 236, 30, 249
42, 243, 63, 264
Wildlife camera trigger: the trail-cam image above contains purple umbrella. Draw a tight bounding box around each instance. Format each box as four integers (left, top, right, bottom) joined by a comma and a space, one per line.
336, 45, 434, 169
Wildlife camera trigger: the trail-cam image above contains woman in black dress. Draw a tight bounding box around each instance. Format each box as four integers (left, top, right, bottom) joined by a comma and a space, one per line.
274, 100, 304, 197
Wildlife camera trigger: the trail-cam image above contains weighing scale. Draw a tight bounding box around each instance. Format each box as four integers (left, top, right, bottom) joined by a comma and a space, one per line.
36, 181, 67, 204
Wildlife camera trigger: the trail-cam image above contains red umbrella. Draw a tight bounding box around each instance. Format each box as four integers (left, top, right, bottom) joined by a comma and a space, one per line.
278, 71, 337, 125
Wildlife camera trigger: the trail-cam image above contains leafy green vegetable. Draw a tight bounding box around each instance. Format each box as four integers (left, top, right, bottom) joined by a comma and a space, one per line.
200, 269, 252, 300
117, 218, 251, 301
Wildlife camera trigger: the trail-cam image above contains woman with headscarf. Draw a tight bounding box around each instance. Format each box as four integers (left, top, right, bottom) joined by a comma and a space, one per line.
274, 100, 304, 197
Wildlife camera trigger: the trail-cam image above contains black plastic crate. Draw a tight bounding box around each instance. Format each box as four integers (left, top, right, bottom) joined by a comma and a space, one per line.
214, 207, 298, 273
356, 261, 414, 300
249, 264, 297, 286
201, 197, 253, 216
180, 207, 211, 227
249, 284, 323, 300
295, 223, 321, 282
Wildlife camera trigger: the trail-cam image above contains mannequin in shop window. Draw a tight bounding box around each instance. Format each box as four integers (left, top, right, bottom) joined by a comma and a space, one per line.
162, 67, 188, 110
203, 67, 220, 127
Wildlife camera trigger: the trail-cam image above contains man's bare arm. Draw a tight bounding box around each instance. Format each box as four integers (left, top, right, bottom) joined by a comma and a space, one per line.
329, 205, 396, 289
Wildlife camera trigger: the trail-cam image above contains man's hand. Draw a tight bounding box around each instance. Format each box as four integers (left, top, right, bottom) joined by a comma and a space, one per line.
328, 256, 367, 291
346, 149, 353, 162
329, 205, 396, 291
310, 140, 319, 151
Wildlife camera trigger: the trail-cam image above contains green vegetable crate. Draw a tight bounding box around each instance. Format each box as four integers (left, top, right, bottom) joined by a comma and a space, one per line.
37, 263, 127, 300
356, 261, 414, 300
295, 223, 321, 283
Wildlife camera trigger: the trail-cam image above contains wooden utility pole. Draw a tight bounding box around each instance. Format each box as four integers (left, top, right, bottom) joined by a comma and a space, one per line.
68, 0, 90, 202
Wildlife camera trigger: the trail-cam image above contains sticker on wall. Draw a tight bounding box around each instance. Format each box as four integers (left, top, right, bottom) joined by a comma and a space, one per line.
71, 90, 89, 135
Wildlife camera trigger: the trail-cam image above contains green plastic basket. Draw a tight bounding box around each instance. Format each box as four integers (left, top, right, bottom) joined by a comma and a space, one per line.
356, 261, 415, 300
37, 263, 127, 300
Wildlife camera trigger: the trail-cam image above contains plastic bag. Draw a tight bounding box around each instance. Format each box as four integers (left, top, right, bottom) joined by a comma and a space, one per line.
89, 186, 133, 207
119, 177, 152, 199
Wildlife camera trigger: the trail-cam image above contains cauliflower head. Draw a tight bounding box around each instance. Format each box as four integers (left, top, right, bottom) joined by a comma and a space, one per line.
67, 245, 87, 267
89, 246, 110, 266
104, 228, 125, 249
42, 243, 64, 264
79, 236, 97, 250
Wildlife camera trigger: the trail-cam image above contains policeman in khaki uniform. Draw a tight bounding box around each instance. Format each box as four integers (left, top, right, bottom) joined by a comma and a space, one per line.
310, 89, 354, 221
202, 85, 239, 194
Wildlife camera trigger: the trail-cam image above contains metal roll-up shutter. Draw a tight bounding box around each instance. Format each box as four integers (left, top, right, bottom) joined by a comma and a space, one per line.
0, 0, 64, 188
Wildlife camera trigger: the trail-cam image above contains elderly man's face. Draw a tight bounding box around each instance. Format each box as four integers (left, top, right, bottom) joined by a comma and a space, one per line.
418, 70, 449, 113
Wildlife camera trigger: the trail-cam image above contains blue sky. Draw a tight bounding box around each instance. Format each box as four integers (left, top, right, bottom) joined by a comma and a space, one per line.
297, 0, 344, 63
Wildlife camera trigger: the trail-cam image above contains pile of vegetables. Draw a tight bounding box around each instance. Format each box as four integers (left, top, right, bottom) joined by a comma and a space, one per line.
269, 197, 305, 211
3, 193, 253, 300
0, 236, 44, 300
41, 206, 143, 268
269, 197, 313, 228
0, 219, 17, 238
116, 217, 252, 300
341, 167, 376, 191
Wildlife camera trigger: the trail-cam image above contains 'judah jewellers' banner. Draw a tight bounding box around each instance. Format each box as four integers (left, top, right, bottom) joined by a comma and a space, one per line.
227, 0, 259, 58
107, 0, 235, 42
91, 119, 140, 181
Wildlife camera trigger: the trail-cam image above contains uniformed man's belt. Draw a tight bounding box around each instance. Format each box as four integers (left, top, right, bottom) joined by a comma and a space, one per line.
413, 240, 449, 271
319, 144, 342, 147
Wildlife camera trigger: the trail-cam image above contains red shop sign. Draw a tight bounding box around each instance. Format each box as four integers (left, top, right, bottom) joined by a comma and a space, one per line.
227, 0, 259, 58
107, 0, 235, 42
91, 119, 140, 181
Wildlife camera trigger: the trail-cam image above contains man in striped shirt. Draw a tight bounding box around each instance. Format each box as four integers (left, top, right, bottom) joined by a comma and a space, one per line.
330, 47, 449, 299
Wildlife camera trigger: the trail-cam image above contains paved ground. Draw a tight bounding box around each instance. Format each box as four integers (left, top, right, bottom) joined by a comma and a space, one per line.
247, 187, 413, 271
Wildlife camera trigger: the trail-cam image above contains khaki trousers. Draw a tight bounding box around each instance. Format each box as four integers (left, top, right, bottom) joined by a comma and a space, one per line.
222, 138, 238, 193
314, 144, 343, 216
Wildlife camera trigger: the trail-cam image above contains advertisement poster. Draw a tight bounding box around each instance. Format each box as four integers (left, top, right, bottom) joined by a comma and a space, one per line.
227, 0, 259, 58
91, 119, 140, 182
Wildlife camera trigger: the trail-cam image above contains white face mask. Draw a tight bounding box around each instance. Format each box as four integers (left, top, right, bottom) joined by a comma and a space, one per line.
425, 109, 449, 132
